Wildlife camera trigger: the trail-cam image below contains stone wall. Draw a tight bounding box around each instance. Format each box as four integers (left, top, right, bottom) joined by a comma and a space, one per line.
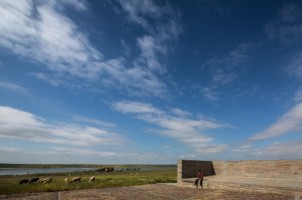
178, 160, 302, 183
212, 160, 302, 179
177, 160, 215, 183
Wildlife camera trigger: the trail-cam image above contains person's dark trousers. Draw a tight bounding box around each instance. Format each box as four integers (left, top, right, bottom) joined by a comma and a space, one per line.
195, 179, 203, 188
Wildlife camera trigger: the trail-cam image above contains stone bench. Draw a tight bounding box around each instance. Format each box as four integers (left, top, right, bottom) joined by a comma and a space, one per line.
179, 175, 302, 196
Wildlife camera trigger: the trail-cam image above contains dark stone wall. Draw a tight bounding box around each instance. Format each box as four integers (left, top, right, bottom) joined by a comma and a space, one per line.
177, 160, 215, 182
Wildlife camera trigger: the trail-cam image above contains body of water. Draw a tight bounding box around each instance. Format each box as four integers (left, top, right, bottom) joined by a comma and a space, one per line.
0, 167, 95, 176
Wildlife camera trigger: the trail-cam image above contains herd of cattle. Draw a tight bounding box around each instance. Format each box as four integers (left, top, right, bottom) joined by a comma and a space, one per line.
18, 167, 140, 184
19, 176, 95, 184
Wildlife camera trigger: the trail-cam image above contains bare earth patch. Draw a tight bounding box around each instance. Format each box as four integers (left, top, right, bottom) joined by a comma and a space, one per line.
0, 184, 295, 200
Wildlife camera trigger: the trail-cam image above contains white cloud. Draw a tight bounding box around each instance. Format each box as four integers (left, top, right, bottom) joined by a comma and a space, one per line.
250, 141, 302, 159
204, 43, 249, 75
202, 86, 219, 101
137, 35, 164, 72
113, 101, 162, 114
60, 0, 87, 11
0, 146, 120, 164
294, 86, 302, 102
0, 106, 125, 147
0, 82, 28, 95
0, 0, 102, 79
0, 146, 180, 164
121, 39, 131, 56
231, 140, 302, 160
50, 147, 118, 157
113, 101, 229, 154
36, 5, 102, 72
197, 145, 228, 154
72, 116, 116, 128
287, 51, 302, 79
30, 72, 62, 87
250, 102, 302, 140
0, 0, 173, 98
117, 0, 182, 74
232, 144, 252, 152
265, 3, 302, 43
278, 3, 301, 22
180, 154, 196, 159
116, 0, 163, 30
101, 59, 167, 97
171, 108, 192, 117
201, 43, 251, 101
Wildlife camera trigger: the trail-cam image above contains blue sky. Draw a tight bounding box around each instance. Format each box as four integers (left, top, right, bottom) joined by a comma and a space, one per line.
1, 0, 302, 164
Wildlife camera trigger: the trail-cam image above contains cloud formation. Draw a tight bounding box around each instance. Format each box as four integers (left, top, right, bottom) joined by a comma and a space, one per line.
0, 106, 125, 146
265, 3, 302, 43
0, 0, 102, 79
0, 104, 183, 163
0, 0, 181, 98
250, 102, 302, 140
287, 50, 302, 79
201, 43, 251, 101
252, 140, 302, 159
117, 0, 182, 74
0, 82, 28, 95
0, 146, 180, 164
113, 101, 229, 153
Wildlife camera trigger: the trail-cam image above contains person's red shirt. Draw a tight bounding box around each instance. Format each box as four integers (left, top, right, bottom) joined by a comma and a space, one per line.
197, 172, 203, 179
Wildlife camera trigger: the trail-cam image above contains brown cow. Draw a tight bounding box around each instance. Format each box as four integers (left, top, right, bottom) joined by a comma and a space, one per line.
19, 179, 29, 184
29, 178, 39, 183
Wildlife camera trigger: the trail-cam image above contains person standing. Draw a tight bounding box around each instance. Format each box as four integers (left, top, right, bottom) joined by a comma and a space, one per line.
194, 170, 203, 188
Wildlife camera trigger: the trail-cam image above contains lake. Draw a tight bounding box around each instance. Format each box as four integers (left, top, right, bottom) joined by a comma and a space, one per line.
0, 167, 95, 176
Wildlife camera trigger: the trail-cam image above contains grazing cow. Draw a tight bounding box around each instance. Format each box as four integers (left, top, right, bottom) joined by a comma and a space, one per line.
71, 177, 81, 183
89, 176, 95, 183
19, 179, 29, 184
40, 178, 52, 184
37, 179, 44, 183
29, 178, 39, 183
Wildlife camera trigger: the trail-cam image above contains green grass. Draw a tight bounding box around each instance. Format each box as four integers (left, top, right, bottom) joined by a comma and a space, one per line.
0, 168, 177, 195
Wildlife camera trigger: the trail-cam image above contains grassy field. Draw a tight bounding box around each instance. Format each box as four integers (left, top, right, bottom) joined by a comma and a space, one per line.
0, 165, 177, 195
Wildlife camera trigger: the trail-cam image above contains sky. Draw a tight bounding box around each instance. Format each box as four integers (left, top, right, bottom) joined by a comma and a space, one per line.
1, 0, 302, 164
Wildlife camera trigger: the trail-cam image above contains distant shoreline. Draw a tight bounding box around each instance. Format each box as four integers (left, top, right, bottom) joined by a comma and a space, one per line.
0, 163, 176, 169
0, 167, 96, 176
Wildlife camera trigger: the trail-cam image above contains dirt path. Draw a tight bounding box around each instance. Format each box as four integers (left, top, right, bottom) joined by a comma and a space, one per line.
0, 184, 295, 200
